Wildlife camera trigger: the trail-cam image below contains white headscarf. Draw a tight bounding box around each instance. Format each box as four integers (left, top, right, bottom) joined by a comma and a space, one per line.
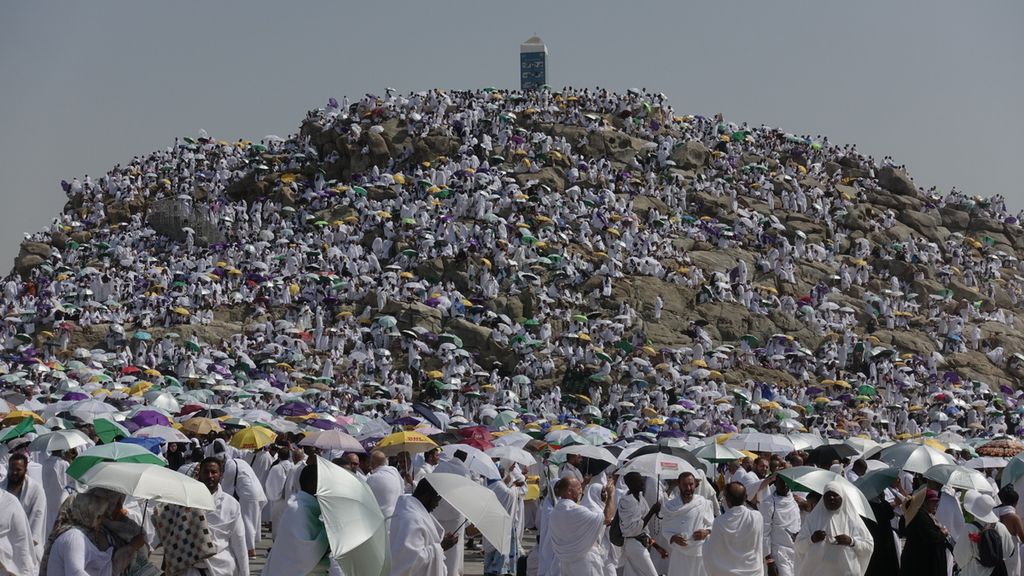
794, 481, 875, 576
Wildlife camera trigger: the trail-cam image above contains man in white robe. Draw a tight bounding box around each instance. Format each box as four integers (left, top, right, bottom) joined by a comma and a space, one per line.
433, 457, 469, 575
617, 471, 665, 576
483, 466, 527, 575
263, 463, 330, 576
704, 482, 765, 576
760, 476, 801, 576
0, 489, 36, 576
4, 453, 45, 564
550, 476, 616, 576
559, 454, 584, 482
40, 450, 71, 535
662, 471, 714, 576
534, 491, 559, 576
187, 458, 250, 576
389, 478, 459, 575
794, 482, 874, 576
580, 470, 616, 576
264, 449, 295, 539
218, 455, 267, 555
366, 450, 404, 534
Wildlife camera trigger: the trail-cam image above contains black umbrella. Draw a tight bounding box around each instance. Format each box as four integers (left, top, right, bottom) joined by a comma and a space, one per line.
412, 402, 443, 429
628, 444, 704, 470
806, 443, 859, 467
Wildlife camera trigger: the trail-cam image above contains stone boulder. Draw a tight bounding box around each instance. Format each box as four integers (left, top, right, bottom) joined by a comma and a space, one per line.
877, 166, 918, 197
446, 317, 517, 368
13, 242, 51, 279
670, 141, 710, 170
382, 300, 443, 334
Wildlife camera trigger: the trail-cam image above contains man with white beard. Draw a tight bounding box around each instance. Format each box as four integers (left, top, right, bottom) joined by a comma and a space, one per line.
550, 476, 616, 576
759, 475, 801, 576
661, 472, 714, 576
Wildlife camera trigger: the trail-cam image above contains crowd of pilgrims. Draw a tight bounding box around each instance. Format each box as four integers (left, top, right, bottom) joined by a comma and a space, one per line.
1, 85, 1024, 575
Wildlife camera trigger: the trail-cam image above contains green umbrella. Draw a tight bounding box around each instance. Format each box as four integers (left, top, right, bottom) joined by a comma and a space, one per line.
67, 442, 167, 480
572, 314, 588, 323
251, 143, 268, 153
1001, 454, 1024, 488
93, 418, 130, 444
741, 334, 761, 347
523, 319, 540, 327
0, 418, 36, 442
595, 352, 613, 362
351, 186, 368, 197
376, 316, 398, 329
858, 385, 877, 397
184, 341, 201, 353
439, 333, 463, 348
491, 412, 517, 428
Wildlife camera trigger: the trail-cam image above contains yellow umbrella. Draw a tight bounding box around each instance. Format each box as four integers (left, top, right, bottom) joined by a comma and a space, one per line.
230, 427, 277, 450
129, 381, 152, 396
691, 359, 708, 368
1, 410, 43, 425
143, 369, 162, 377
375, 431, 438, 456
172, 307, 190, 316
577, 333, 592, 342
426, 370, 444, 379
182, 417, 223, 436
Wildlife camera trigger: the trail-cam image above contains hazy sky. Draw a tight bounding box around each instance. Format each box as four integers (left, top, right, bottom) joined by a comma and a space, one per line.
1, 2, 1021, 268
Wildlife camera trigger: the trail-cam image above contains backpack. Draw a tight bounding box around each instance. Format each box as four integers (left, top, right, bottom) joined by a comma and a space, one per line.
971, 522, 1008, 575
609, 511, 624, 546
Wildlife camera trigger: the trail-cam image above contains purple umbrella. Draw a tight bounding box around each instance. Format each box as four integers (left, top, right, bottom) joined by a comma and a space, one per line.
276, 401, 313, 417
131, 410, 171, 427
62, 392, 89, 401
305, 418, 340, 431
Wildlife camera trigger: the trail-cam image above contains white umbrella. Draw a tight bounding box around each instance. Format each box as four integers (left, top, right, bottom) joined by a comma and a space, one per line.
558, 444, 618, 465
78, 462, 214, 510
440, 444, 500, 480
843, 437, 880, 455
777, 466, 874, 521
724, 432, 796, 454
134, 425, 189, 443
314, 456, 388, 576
924, 464, 995, 494
300, 430, 365, 452
878, 442, 955, 474
29, 429, 93, 453
492, 432, 533, 448
964, 457, 1008, 470
424, 472, 513, 555
144, 391, 181, 413
69, 399, 119, 423
485, 446, 536, 468
619, 453, 697, 480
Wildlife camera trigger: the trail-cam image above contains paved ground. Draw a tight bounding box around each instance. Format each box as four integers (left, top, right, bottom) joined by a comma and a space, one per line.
153, 529, 535, 575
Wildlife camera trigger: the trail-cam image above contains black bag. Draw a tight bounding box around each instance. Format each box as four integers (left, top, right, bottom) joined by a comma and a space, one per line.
971, 521, 1008, 575
609, 511, 624, 546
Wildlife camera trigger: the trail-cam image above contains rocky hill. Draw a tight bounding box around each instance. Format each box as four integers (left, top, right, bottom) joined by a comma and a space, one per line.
8, 88, 1024, 408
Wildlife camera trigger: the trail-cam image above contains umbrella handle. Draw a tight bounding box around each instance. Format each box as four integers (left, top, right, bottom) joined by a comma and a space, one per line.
141, 500, 149, 525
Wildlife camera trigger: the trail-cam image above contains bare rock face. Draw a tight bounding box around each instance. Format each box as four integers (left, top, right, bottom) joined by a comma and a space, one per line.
13, 242, 51, 278
147, 197, 225, 246
670, 140, 710, 170
877, 166, 918, 197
